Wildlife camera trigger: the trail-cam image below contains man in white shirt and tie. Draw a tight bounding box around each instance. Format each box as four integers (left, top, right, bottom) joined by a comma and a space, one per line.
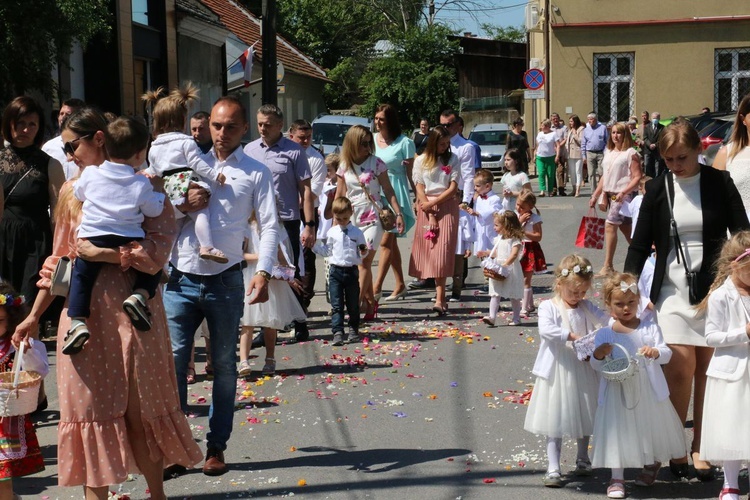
42, 98, 85, 180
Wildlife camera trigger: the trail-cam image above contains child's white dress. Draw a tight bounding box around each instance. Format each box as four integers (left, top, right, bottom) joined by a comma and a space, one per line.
241, 225, 306, 330
590, 323, 686, 468
487, 236, 523, 300
701, 282, 750, 461
500, 171, 530, 212
524, 299, 607, 438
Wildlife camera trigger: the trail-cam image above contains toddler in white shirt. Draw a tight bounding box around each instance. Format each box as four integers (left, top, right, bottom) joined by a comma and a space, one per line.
65, 116, 166, 355
143, 83, 227, 263
325, 197, 368, 346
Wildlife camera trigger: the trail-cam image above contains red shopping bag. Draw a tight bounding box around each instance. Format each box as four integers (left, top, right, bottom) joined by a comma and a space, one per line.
575, 208, 606, 249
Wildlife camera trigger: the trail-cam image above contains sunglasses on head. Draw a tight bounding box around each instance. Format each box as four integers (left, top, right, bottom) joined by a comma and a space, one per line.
62, 133, 93, 157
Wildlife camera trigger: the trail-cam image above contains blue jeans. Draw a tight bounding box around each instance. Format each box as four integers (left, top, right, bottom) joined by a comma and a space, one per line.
329, 264, 360, 333
163, 264, 244, 451
68, 234, 161, 318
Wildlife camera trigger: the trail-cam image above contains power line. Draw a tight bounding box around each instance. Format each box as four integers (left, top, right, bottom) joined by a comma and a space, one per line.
439, 2, 527, 13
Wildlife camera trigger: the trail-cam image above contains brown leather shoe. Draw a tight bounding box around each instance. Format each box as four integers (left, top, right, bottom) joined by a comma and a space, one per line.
202, 448, 227, 476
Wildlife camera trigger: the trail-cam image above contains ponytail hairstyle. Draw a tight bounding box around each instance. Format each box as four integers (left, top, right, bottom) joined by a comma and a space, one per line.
517, 188, 540, 215
142, 82, 200, 136
696, 230, 750, 314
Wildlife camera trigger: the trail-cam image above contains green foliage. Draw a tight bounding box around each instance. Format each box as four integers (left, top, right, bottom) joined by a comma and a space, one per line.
277, 0, 381, 71
278, 0, 459, 123
359, 24, 459, 128
0, 0, 111, 104
480, 23, 526, 43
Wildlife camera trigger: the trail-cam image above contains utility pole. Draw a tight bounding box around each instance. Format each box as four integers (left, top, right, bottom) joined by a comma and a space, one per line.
261, 0, 277, 106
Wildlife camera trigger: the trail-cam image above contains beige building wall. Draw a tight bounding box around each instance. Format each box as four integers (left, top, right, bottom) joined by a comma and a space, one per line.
526, 0, 750, 130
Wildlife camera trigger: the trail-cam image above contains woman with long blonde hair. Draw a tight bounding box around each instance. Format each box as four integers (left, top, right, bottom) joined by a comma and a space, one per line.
333, 124, 404, 319
589, 121, 642, 276
14, 107, 203, 499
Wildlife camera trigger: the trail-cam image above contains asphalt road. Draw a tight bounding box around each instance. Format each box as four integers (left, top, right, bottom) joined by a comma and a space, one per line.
20, 180, 723, 499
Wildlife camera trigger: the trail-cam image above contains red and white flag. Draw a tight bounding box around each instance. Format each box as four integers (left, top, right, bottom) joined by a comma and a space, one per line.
238, 45, 255, 87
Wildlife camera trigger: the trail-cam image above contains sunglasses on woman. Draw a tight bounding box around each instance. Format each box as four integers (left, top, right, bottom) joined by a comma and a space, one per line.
61, 133, 93, 157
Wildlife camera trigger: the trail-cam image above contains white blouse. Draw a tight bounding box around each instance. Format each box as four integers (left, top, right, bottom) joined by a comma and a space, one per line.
412, 153, 460, 196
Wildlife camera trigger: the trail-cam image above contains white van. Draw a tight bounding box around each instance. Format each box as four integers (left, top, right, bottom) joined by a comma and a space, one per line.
468, 123, 510, 180
311, 114, 373, 156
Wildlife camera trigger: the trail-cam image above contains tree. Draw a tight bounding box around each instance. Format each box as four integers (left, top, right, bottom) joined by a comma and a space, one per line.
0, 0, 111, 105
359, 24, 459, 128
480, 23, 526, 43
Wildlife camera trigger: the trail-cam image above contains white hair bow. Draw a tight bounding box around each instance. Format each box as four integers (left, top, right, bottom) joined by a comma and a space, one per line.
620, 281, 638, 294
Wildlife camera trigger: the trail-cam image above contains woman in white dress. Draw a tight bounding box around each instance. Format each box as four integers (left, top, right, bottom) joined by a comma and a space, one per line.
589, 122, 642, 277
714, 93, 750, 220
333, 125, 404, 320
625, 119, 750, 481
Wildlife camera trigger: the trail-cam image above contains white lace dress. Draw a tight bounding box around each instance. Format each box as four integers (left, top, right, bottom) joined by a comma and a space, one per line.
726, 142, 750, 220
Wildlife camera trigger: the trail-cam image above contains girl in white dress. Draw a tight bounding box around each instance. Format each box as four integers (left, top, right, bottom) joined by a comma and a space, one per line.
591, 272, 686, 499
500, 148, 531, 212
524, 255, 608, 488
238, 217, 306, 377
481, 211, 524, 326
699, 231, 750, 500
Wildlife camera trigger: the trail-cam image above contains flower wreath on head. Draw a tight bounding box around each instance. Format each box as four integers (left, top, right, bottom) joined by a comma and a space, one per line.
0, 293, 25, 307
558, 265, 593, 278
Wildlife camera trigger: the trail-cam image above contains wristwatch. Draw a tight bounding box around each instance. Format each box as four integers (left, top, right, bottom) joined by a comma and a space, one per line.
304, 221, 315, 227
396, 213, 403, 218
254, 270, 271, 282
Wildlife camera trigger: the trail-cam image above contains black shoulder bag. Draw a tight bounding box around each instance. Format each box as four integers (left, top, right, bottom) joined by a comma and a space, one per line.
664, 175, 701, 305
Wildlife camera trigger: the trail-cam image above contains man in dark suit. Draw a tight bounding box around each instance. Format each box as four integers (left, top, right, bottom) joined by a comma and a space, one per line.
643, 112, 664, 177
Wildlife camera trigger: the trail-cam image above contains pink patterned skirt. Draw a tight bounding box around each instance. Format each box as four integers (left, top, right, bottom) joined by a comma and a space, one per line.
408, 196, 459, 279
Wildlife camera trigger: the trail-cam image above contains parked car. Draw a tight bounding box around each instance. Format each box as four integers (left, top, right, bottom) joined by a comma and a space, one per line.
689, 111, 727, 134
468, 123, 510, 180
698, 114, 734, 151
699, 115, 734, 166
311, 114, 373, 156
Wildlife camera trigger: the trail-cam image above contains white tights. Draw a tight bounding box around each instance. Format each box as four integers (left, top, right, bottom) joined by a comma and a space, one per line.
723, 460, 741, 491
546, 436, 591, 473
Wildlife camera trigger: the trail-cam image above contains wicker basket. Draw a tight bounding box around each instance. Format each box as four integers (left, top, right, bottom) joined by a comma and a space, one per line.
0, 344, 42, 417
482, 268, 506, 280
601, 343, 638, 382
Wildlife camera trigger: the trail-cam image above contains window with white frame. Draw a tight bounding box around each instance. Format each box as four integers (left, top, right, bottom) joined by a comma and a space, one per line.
715, 48, 750, 113
593, 53, 634, 123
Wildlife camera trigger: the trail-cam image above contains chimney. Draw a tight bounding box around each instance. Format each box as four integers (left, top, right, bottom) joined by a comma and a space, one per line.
464, 32, 473, 37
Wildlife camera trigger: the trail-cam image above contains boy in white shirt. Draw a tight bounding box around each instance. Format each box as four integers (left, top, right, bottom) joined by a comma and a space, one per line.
463, 168, 503, 258
325, 197, 368, 346
64, 116, 166, 355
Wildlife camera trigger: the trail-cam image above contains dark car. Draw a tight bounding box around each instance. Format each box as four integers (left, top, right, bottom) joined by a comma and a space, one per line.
699, 115, 734, 152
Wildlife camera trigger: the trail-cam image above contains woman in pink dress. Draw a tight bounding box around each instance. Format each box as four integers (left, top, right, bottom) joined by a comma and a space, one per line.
14, 108, 202, 499
408, 125, 460, 315
589, 122, 642, 277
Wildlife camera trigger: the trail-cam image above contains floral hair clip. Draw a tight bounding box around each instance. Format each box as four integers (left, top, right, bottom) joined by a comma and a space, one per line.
0, 293, 25, 307
558, 264, 593, 278
619, 281, 638, 294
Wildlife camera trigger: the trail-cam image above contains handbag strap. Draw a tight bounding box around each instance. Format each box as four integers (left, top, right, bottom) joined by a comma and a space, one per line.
4, 168, 34, 207
663, 174, 691, 275
356, 171, 382, 213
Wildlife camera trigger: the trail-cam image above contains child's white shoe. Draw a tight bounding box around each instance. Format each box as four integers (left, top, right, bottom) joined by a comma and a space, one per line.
481, 316, 496, 326
200, 247, 229, 264
606, 479, 626, 499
